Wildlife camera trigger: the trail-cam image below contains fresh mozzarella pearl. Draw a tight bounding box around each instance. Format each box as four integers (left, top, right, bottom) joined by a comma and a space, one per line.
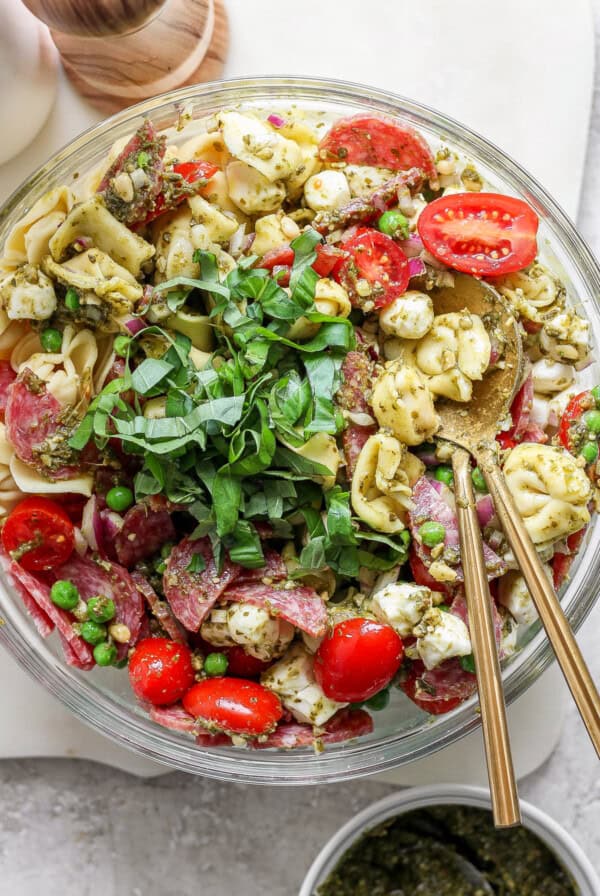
371, 582, 432, 636
531, 357, 575, 394
304, 171, 351, 212
415, 608, 472, 670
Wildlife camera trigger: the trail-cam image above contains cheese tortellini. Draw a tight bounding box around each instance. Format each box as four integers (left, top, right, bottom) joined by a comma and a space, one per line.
372, 361, 439, 446
351, 432, 424, 534
0, 187, 74, 274
399, 311, 491, 402
13, 325, 98, 407
504, 443, 591, 545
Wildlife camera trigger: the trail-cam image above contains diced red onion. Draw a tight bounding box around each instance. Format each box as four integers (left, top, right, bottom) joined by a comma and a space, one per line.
124, 316, 147, 335
476, 494, 496, 528
73, 526, 88, 556
241, 232, 256, 253
422, 249, 449, 271
267, 114, 286, 128
415, 446, 438, 466
398, 235, 424, 257
489, 334, 502, 367
408, 257, 426, 279
487, 529, 505, 552
229, 224, 247, 257
81, 496, 124, 558
81, 496, 100, 551
73, 236, 93, 252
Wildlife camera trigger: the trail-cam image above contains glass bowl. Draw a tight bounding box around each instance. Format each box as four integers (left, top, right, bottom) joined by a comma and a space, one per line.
1, 76, 599, 783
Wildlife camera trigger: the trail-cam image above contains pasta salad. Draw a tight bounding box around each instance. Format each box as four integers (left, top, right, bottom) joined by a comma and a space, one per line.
0, 106, 595, 749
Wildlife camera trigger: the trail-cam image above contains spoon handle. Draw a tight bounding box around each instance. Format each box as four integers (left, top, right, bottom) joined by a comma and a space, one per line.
452, 449, 521, 827
479, 448, 600, 757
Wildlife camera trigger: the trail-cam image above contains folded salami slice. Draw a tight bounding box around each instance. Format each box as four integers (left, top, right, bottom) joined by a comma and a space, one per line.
5, 368, 77, 480
336, 351, 374, 415
449, 589, 503, 654
0, 552, 54, 638
400, 657, 477, 715
149, 703, 198, 734
342, 423, 377, 479
58, 631, 95, 671
252, 708, 373, 749
52, 554, 144, 657
130, 570, 187, 644
0, 549, 93, 667
409, 477, 506, 581
223, 581, 328, 638
163, 537, 241, 632
235, 549, 287, 585
0, 361, 16, 421
114, 497, 176, 569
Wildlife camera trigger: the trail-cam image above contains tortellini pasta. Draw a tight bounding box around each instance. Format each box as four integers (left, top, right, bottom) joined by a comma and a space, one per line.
379, 290, 434, 340
495, 263, 563, 323
13, 325, 98, 407
49, 197, 154, 277
0, 313, 30, 362
504, 443, 591, 545
178, 129, 232, 168
0, 424, 23, 516
187, 195, 238, 245
351, 432, 424, 534
44, 249, 142, 316
282, 432, 340, 490
531, 358, 575, 394
400, 311, 491, 402
216, 111, 302, 183
539, 310, 591, 366
0, 187, 74, 273
226, 161, 286, 214
251, 212, 299, 256
10, 455, 93, 497
371, 360, 439, 446
313, 278, 352, 319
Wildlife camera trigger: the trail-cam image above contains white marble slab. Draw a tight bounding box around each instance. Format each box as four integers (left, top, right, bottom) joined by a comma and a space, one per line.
0, 0, 595, 786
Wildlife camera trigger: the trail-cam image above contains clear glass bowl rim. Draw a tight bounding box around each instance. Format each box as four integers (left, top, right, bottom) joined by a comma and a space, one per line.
1, 74, 599, 784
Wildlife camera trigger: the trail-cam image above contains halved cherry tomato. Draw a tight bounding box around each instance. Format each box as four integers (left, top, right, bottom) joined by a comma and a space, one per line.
496, 431, 518, 451
314, 618, 404, 703
418, 193, 539, 276
312, 243, 347, 278
140, 160, 219, 226
224, 645, 271, 679
318, 114, 436, 178
2, 497, 75, 572
552, 527, 587, 590
129, 637, 195, 706
409, 545, 448, 594
399, 659, 472, 715
336, 229, 410, 309
182, 678, 283, 736
260, 246, 294, 269
557, 390, 594, 452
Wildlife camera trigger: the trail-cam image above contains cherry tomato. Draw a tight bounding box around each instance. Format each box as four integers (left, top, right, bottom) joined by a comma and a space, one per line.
225, 646, 271, 679
336, 229, 410, 309
318, 114, 436, 178
557, 390, 593, 451
418, 193, 539, 276
552, 527, 587, 590
182, 678, 283, 736
409, 545, 448, 593
399, 658, 475, 715
312, 243, 347, 278
140, 160, 219, 225
2, 497, 75, 572
496, 431, 518, 451
129, 637, 195, 706
314, 618, 404, 703
260, 246, 294, 269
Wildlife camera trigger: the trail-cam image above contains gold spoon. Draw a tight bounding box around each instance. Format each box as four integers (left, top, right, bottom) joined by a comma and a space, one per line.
431, 274, 600, 819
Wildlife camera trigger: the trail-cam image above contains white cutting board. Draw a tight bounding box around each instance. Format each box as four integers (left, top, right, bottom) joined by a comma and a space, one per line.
0, 0, 594, 778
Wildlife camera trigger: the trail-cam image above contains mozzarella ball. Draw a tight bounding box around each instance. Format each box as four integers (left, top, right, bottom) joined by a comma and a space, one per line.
371, 581, 432, 636
531, 358, 575, 394
415, 607, 472, 670
379, 291, 434, 340
304, 171, 351, 212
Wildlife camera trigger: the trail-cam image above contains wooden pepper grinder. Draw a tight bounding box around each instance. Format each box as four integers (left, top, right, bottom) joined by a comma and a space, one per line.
21, 0, 229, 114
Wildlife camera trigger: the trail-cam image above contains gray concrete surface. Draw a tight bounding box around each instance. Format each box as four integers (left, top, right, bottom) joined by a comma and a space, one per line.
2, 12, 600, 896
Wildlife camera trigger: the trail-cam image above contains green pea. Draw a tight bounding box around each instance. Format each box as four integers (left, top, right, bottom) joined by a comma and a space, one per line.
592, 385, 600, 408
50, 580, 79, 611
94, 642, 118, 667
87, 596, 116, 624
160, 542, 174, 560
584, 409, 600, 434
64, 287, 80, 310
41, 327, 62, 353
155, 559, 167, 574
460, 654, 476, 674
80, 620, 107, 645
434, 465, 454, 487
113, 334, 131, 357
137, 151, 150, 169
378, 209, 409, 239
365, 688, 390, 711
471, 467, 487, 492
418, 521, 446, 547
580, 440, 599, 464
106, 485, 134, 513
438, 603, 451, 612
204, 652, 229, 676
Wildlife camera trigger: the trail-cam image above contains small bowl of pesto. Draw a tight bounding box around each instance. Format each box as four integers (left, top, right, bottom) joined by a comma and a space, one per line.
299, 784, 600, 896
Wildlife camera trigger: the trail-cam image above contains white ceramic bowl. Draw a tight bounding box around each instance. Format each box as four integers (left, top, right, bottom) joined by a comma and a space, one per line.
299, 785, 600, 895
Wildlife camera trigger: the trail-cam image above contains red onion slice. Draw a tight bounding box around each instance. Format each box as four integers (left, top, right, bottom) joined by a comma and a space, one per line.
267, 114, 286, 128
398, 234, 424, 257
408, 257, 426, 278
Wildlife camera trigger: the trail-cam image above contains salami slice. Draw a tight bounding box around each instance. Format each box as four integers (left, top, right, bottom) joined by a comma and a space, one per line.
400, 657, 477, 715
0, 554, 54, 638
252, 708, 373, 749
98, 121, 166, 226
195, 730, 236, 747
114, 498, 176, 569
223, 582, 328, 638
0, 548, 93, 666
319, 115, 436, 177
57, 631, 95, 671
449, 590, 503, 653
53, 553, 144, 657
342, 423, 377, 479
149, 703, 198, 734
130, 570, 187, 644
336, 351, 375, 414
0, 361, 16, 421
236, 549, 287, 585
5, 368, 77, 479
163, 537, 241, 632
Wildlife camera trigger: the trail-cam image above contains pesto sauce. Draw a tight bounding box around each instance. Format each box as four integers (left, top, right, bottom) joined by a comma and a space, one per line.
317, 805, 579, 896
